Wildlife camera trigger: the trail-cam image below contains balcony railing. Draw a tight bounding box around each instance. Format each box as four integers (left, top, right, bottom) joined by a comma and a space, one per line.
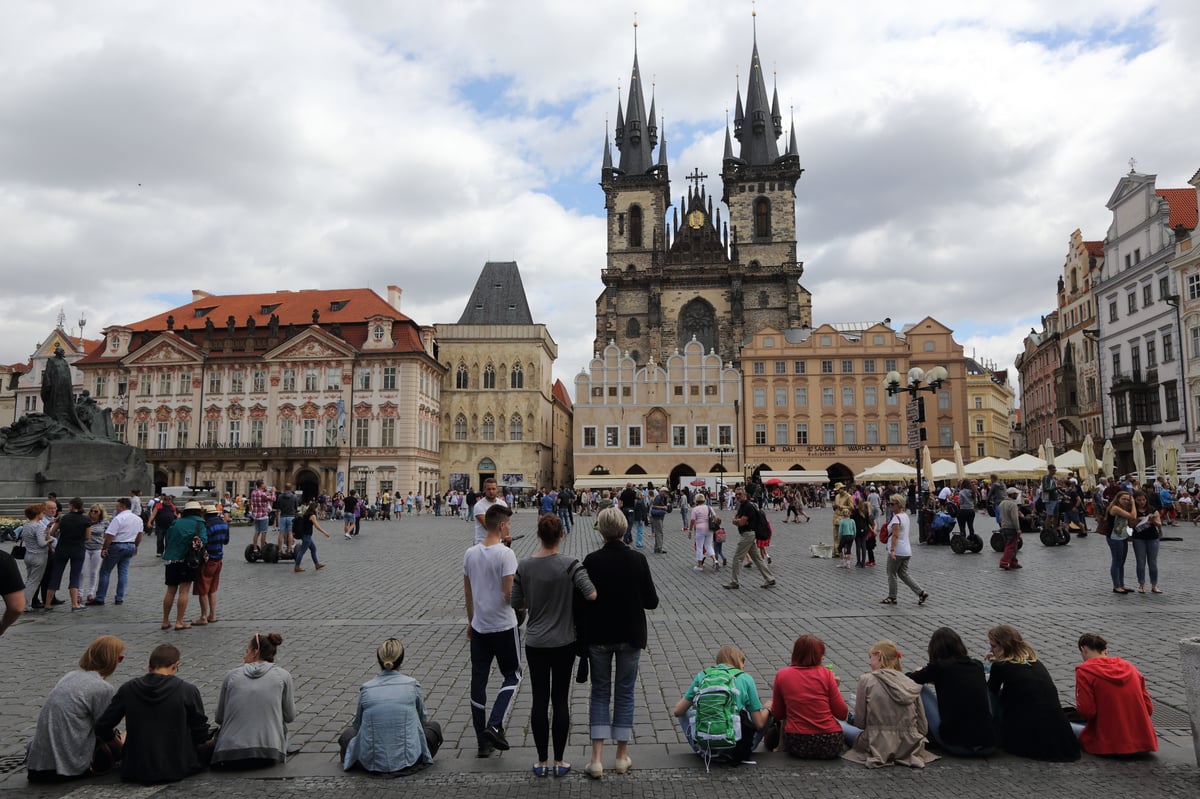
144, 445, 340, 460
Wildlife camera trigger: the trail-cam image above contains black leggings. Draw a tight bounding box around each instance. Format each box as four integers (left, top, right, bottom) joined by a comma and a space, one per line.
526, 643, 576, 762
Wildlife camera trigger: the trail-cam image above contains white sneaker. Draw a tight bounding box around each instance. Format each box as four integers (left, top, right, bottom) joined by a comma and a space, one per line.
344, 533, 352, 540
693, 566, 705, 571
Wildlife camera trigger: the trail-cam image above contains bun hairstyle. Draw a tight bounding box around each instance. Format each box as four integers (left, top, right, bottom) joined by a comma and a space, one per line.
376, 638, 405, 671
251, 632, 284, 662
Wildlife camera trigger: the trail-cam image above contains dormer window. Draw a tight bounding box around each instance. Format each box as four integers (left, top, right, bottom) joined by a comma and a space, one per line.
329, 300, 349, 312
260, 303, 281, 315
193, 306, 216, 318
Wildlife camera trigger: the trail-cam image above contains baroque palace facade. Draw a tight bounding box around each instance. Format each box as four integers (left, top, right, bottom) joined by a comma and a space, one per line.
74, 287, 444, 501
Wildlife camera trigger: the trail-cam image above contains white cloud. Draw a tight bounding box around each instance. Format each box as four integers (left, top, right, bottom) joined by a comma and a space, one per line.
0, 0, 1197, 409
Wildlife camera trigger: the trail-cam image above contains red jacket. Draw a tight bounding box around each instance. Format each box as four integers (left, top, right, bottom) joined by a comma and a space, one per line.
1075, 656, 1156, 754
771, 665, 848, 735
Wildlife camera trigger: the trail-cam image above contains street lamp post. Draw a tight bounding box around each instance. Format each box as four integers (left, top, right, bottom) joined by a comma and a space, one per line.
885, 365, 949, 538
710, 445, 734, 494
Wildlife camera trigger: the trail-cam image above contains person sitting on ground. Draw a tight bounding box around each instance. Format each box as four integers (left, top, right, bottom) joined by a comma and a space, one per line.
985, 624, 1079, 761
674, 645, 769, 766
841, 640, 939, 768
1071, 632, 1156, 755
768, 634, 848, 759
340, 638, 443, 776
210, 633, 295, 769
905, 627, 996, 757
94, 643, 211, 784
26, 636, 127, 782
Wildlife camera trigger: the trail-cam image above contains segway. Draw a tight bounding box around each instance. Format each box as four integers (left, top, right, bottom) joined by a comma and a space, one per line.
949, 530, 984, 554
244, 543, 281, 563
1039, 519, 1071, 547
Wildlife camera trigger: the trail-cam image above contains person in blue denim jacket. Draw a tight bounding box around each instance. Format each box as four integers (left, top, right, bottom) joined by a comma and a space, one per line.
339, 639, 443, 776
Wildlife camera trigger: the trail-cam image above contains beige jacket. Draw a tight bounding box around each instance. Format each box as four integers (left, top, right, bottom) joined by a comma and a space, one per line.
842, 669, 940, 768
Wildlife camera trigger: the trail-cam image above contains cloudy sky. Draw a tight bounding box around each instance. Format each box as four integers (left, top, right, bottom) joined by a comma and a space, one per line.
4, 0, 1199, 402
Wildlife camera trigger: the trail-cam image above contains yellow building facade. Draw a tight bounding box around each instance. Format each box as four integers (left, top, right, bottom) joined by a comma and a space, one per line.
739, 319, 969, 483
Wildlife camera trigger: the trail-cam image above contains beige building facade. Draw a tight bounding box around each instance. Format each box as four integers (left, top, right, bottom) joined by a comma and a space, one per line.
75, 287, 444, 501
573, 339, 742, 489
739, 319, 969, 484
965, 359, 1015, 459
436, 262, 568, 493
1054, 229, 1104, 450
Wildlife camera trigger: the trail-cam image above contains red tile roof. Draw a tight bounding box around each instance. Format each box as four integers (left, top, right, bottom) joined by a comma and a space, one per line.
1156, 189, 1199, 230
78, 288, 429, 364
552, 379, 573, 411
1083, 240, 1104, 257
128, 288, 411, 331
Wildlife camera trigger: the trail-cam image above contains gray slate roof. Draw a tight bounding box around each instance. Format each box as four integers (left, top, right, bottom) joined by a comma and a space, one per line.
456, 261, 534, 325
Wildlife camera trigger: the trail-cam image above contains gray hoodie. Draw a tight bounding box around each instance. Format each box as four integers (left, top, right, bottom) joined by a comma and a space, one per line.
211, 661, 296, 765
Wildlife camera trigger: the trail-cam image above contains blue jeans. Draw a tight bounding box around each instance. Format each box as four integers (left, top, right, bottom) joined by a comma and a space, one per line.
557, 508, 572, 533
678, 709, 764, 758
95, 542, 136, 601
589, 643, 641, 741
839, 719, 862, 745
635, 520, 645, 547
1108, 536, 1129, 588
294, 534, 319, 566
1131, 537, 1159, 585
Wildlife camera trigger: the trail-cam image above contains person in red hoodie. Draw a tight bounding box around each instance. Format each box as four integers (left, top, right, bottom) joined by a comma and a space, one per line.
1072, 633, 1156, 755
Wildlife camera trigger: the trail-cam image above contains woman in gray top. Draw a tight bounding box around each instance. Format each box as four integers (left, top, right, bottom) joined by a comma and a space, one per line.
512, 513, 596, 777
26, 635, 126, 781
211, 632, 296, 768
19, 503, 54, 609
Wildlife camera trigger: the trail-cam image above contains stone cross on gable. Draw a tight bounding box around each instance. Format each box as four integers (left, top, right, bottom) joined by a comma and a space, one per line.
686, 168, 708, 191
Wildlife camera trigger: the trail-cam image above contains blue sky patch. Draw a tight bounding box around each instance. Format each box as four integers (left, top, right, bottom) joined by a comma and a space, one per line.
1019, 11, 1157, 60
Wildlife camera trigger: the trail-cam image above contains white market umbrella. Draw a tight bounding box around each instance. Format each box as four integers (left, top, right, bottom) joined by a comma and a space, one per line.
963, 456, 1011, 478
931, 459, 959, 481
1054, 449, 1086, 470
1044, 438, 1055, 468
1132, 429, 1146, 486
1102, 439, 1115, 479
1037, 443, 1046, 461
854, 458, 917, 482
1152, 435, 1166, 483
1082, 434, 1098, 486
953, 441, 966, 482
1004, 453, 1050, 480
922, 445, 935, 488
1166, 441, 1179, 485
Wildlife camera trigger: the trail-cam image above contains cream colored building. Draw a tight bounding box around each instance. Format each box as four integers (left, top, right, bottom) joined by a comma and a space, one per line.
10, 325, 101, 423
75, 287, 443, 501
739, 319, 969, 484
1054, 229, 1104, 450
437, 262, 567, 493
965, 358, 1015, 459
573, 339, 742, 489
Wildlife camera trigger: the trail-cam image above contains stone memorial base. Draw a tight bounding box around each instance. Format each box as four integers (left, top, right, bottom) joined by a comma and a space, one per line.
0, 439, 153, 498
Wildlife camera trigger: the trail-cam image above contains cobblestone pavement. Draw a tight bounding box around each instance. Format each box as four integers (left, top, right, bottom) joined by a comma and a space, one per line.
2, 505, 1198, 798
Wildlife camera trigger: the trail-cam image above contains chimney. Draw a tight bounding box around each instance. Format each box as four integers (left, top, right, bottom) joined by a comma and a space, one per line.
192, 290, 213, 302
387, 285, 403, 312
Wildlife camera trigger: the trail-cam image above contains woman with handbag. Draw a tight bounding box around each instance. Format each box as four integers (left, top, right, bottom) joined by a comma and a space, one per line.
687, 495, 719, 572
1104, 491, 1137, 594
1130, 491, 1163, 593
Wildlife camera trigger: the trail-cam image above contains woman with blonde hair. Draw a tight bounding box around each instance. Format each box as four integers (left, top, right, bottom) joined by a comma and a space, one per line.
81, 504, 108, 605
582, 506, 659, 779
841, 640, 938, 768
26, 635, 127, 781
985, 625, 1079, 760
340, 638, 442, 775
674, 644, 770, 765
1104, 491, 1137, 594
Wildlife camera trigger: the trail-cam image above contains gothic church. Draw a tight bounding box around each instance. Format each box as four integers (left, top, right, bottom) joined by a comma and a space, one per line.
596, 32, 812, 367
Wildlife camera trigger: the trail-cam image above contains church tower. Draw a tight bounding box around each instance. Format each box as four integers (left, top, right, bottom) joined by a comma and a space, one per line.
594, 23, 810, 367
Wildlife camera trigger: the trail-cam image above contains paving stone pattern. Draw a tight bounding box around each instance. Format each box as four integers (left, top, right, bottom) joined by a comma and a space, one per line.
2, 506, 1198, 797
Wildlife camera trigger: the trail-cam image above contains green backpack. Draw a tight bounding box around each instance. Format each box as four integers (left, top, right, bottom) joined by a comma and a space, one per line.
692, 666, 742, 755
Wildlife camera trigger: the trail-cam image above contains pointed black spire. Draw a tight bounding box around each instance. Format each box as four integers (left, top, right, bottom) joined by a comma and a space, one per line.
657, 119, 668, 167
616, 48, 655, 174
601, 121, 614, 176
735, 38, 781, 164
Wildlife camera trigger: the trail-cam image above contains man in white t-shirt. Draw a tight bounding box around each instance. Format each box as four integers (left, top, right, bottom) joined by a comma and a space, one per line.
472, 478, 509, 545
463, 504, 521, 757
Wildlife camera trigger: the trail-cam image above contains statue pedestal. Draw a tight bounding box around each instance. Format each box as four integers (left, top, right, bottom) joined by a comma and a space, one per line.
0, 440, 152, 498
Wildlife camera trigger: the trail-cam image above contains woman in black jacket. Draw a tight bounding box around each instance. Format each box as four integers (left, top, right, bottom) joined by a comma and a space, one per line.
907, 627, 996, 756
581, 507, 659, 779
985, 625, 1079, 761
